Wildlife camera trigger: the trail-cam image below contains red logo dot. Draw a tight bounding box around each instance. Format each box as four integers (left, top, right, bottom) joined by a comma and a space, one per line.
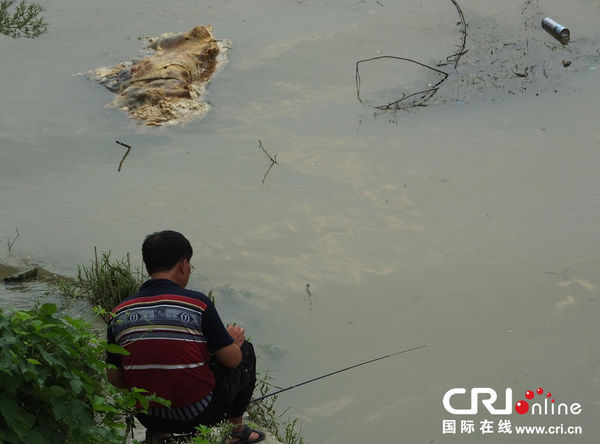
536, 387, 544, 395
552, 399, 555, 403
515, 400, 529, 415
525, 390, 535, 399
547, 392, 552, 397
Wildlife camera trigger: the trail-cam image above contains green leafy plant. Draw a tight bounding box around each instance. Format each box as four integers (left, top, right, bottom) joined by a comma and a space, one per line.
0, 0, 47, 38
0, 303, 168, 443
60, 248, 145, 321
190, 421, 235, 444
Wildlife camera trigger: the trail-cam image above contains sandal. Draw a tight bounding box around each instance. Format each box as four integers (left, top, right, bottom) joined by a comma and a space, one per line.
229, 425, 265, 443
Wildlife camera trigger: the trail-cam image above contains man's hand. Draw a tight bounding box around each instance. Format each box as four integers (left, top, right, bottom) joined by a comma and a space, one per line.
227, 324, 246, 347
213, 324, 246, 368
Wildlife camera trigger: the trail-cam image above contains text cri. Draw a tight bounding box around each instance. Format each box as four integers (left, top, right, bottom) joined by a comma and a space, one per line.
443, 388, 513, 415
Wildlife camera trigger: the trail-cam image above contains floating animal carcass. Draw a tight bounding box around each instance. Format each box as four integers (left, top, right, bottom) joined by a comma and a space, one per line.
91, 25, 230, 125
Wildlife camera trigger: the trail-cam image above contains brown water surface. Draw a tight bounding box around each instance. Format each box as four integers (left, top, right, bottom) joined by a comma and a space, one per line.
1, 1, 599, 442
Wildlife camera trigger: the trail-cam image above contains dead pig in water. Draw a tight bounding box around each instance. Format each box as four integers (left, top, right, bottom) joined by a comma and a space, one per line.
91, 25, 230, 126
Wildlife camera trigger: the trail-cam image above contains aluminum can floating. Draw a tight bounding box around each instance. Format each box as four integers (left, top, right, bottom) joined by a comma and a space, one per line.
542, 17, 570, 44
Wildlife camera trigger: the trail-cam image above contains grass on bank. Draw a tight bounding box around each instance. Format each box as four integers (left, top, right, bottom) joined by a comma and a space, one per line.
59, 248, 145, 321
247, 373, 306, 444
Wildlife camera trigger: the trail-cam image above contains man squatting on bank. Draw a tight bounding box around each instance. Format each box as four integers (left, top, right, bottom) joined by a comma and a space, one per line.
106, 230, 265, 443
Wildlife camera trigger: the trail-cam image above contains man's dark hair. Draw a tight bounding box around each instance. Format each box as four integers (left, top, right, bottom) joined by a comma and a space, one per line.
142, 230, 193, 275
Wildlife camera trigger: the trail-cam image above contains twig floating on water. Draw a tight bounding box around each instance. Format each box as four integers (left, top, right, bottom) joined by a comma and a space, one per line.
259, 139, 278, 185
354, 0, 466, 112
259, 139, 277, 164
305, 283, 313, 311
115, 140, 132, 172
355, 56, 449, 110
116, 140, 131, 149
544, 267, 571, 281
7, 228, 19, 252
513, 65, 531, 78
448, 0, 467, 69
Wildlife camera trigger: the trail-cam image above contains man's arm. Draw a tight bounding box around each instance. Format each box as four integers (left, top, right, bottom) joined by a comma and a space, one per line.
106, 321, 128, 388
213, 325, 245, 368
106, 366, 127, 389
214, 343, 242, 368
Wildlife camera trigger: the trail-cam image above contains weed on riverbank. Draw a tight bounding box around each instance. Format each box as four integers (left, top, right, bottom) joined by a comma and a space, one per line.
59, 248, 144, 321
247, 372, 306, 444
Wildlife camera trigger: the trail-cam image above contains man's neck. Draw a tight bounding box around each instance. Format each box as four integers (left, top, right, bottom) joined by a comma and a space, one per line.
150, 272, 182, 287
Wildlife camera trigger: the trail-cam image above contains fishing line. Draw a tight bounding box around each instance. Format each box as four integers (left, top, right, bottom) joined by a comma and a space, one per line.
250, 344, 428, 404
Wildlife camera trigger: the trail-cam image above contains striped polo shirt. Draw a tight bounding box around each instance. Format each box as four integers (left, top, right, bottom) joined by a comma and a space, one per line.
107, 279, 233, 415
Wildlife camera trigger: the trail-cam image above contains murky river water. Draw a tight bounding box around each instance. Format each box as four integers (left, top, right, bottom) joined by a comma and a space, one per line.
1, 0, 599, 442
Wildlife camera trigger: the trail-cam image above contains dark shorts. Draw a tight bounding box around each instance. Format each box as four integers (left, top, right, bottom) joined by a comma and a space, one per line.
136, 341, 257, 433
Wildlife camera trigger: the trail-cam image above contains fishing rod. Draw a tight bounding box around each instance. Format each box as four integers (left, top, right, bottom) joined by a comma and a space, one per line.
250, 344, 428, 404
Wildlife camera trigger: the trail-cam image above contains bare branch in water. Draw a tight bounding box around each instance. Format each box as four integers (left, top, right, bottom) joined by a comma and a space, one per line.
7, 227, 19, 251
354, 0, 467, 112
116, 140, 132, 172
305, 283, 313, 311
259, 139, 278, 185
355, 56, 448, 111
447, 0, 468, 68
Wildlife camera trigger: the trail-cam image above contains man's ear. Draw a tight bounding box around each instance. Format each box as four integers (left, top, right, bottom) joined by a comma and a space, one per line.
176, 258, 187, 275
